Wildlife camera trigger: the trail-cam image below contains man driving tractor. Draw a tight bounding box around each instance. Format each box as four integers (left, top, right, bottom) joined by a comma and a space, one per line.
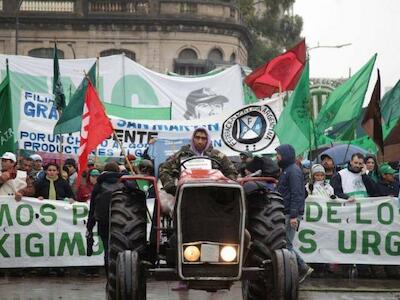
159, 127, 238, 195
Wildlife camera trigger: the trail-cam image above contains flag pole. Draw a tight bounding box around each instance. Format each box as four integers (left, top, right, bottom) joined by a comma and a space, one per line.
112, 130, 136, 175
54, 40, 64, 168
94, 56, 100, 164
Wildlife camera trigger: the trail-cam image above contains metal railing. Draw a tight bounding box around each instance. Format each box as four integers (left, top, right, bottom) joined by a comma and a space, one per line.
20, 0, 75, 12
89, 0, 149, 14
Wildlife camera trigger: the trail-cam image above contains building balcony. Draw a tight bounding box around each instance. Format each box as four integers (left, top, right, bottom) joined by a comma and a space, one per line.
0, 0, 243, 25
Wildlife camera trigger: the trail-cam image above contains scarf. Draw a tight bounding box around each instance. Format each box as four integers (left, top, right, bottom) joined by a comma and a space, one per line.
46, 175, 58, 200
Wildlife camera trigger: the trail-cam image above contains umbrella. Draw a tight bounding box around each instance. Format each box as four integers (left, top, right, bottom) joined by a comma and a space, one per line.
319, 144, 368, 165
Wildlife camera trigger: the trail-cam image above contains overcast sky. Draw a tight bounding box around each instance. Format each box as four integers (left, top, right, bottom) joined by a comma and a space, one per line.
293, 0, 400, 93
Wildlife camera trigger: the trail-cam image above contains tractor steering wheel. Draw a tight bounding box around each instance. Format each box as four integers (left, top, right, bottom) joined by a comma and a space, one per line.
179, 156, 222, 170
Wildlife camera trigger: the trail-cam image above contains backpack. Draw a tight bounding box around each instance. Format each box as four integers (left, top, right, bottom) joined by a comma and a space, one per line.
94, 181, 124, 223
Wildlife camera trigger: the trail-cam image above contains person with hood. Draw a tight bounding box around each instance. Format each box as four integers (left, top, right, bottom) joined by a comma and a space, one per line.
275, 144, 313, 283
330, 153, 377, 200
320, 153, 336, 182
306, 164, 335, 198
159, 127, 237, 195
364, 154, 379, 183
86, 162, 123, 274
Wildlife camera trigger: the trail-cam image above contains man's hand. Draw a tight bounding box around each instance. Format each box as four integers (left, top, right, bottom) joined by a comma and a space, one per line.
347, 197, 356, 203
0, 171, 11, 183
15, 192, 22, 202
290, 217, 298, 229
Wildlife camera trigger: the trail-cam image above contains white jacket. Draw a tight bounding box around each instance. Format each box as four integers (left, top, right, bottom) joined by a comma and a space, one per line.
0, 170, 28, 196
306, 180, 334, 198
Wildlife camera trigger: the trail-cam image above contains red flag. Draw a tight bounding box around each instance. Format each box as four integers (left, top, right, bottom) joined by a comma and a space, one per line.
78, 79, 113, 183
362, 69, 384, 153
244, 39, 306, 99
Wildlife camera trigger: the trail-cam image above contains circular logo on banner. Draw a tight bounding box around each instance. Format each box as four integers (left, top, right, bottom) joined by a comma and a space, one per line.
222, 105, 277, 152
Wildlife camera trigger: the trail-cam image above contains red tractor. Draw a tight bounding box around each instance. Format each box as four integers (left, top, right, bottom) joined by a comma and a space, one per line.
107, 157, 298, 299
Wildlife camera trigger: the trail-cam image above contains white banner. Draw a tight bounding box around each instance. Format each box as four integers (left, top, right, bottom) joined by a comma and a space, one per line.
0, 54, 244, 120
294, 196, 400, 265
0, 196, 103, 268
18, 90, 283, 157
1, 196, 399, 267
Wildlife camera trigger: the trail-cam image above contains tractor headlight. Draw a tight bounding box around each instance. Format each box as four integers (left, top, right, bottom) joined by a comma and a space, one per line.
184, 246, 201, 262
220, 246, 237, 262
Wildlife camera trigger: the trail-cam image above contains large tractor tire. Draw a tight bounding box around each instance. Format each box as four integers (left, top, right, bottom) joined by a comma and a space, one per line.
108, 190, 147, 300
116, 250, 146, 300
242, 190, 287, 300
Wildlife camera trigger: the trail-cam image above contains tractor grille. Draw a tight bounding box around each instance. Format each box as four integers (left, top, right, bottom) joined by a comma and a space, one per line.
180, 186, 241, 244
178, 185, 243, 279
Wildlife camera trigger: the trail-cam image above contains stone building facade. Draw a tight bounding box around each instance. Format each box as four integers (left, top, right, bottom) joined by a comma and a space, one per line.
0, 0, 251, 75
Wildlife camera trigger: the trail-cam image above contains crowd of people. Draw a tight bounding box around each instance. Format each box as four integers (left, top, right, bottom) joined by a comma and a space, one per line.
0, 151, 154, 203
1, 136, 399, 281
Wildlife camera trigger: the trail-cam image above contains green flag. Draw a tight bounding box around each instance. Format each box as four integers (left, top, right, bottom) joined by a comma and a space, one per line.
274, 61, 312, 155
381, 79, 400, 128
53, 43, 66, 111
0, 60, 15, 154
315, 54, 377, 141
53, 63, 96, 134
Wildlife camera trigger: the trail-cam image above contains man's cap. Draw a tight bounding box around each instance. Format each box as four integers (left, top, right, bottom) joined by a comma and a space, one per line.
186, 88, 228, 105
311, 164, 325, 175
379, 163, 396, 175
239, 151, 253, 159
64, 158, 77, 168
1, 152, 16, 163
30, 154, 42, 162
89, 169, 101, 177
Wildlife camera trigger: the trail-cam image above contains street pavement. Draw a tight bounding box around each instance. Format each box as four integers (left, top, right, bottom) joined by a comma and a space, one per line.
0, 275, 400, 299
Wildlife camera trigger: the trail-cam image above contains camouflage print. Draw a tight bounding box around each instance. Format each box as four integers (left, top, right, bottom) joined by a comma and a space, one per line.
159, 144, 238, 189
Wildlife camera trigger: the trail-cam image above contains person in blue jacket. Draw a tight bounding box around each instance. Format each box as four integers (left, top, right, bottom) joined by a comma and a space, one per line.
275, 144, 313, 283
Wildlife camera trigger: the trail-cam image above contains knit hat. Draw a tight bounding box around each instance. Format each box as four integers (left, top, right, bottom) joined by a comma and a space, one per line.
311, 164, 325, 175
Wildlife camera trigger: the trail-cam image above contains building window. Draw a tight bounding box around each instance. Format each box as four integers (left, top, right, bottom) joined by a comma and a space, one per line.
100, 49, 136, 61
180, 3, 197, 14
28, 48, 64, 59
230, 7, 236, 18
230, 53, 236, 63
178, 48, 198, 60
174, 48, 211, 76
208, 48, 223, 64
